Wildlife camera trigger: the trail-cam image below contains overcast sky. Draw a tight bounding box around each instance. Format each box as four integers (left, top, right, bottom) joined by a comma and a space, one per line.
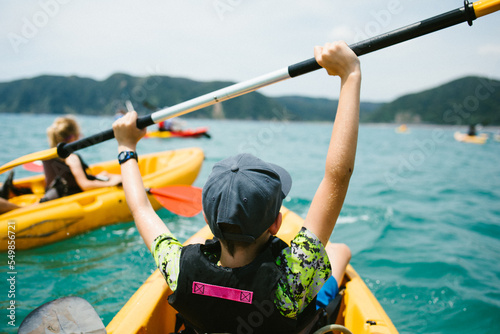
1, 0, 499, 103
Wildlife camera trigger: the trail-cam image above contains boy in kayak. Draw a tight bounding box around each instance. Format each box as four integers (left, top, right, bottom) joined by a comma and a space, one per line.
41, 115, 122, 201
113, 40, 359, 333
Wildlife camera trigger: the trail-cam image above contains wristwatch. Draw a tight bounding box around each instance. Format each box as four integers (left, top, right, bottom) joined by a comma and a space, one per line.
118, 151, 138, 164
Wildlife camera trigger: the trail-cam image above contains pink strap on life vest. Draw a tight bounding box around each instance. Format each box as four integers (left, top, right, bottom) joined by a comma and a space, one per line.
192, 281, 253, 304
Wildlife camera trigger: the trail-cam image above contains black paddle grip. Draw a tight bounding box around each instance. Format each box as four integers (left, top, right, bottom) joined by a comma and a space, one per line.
288, 58, 322, 78
58, 129, 115, 158
137, 114, 155, 129
57, 115, 154, 158
350, 3, 475, 57
287, 1, 475, 79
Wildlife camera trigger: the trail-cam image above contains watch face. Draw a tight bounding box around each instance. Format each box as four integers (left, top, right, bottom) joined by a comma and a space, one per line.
119, 151, 137, 164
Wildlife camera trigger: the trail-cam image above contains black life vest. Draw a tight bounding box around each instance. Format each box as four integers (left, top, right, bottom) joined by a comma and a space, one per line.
169, 237, 318, 334
42, 154, 92, 200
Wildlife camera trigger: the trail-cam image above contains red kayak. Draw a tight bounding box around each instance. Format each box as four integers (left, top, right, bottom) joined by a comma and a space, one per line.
145, 127, 210, 139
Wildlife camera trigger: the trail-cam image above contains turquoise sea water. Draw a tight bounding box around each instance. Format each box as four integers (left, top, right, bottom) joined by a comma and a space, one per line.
1, 114, 499, 333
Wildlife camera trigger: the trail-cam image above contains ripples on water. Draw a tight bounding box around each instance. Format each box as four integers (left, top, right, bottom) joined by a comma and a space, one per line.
1, 115, 499, 333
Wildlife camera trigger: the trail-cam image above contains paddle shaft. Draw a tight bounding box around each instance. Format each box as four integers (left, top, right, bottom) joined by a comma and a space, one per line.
51, 0, 492, 158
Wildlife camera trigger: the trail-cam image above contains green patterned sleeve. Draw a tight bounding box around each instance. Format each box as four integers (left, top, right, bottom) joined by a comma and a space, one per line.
274, 227, 331, 319
151, 232, 183, 291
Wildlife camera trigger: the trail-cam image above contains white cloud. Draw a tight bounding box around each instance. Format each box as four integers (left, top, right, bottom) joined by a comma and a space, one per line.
328, 25, 356, 42
478, 44, 500, 56
1, 0, 499, 101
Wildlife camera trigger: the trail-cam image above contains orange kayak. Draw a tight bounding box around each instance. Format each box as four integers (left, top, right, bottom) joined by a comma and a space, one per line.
106, 207, 399, 334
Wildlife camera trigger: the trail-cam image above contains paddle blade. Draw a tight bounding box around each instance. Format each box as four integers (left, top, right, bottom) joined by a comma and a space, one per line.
23, 160, 44, 173
19, 296, 105, 334
149, 185, 202, 217
473, 0, 500, 18
0, 147, 58, 174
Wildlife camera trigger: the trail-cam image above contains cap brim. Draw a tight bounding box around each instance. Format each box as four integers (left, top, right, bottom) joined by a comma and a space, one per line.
268, 163, 292, 198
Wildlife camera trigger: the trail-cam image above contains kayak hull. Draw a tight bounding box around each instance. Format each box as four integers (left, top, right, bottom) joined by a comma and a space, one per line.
0, 148, 204, 251
454, 131, 488, 144
145, 127, 210, 138
106, 207, 398, 334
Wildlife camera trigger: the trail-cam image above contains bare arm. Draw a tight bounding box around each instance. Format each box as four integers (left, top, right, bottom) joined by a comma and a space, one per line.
112, 111, 171, 249
303, 41, 361, 246
66, 154, 122, 190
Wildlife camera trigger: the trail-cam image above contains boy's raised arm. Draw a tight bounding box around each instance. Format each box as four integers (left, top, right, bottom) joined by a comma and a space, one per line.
113, 111, 171, 249
303, 41, 361, 246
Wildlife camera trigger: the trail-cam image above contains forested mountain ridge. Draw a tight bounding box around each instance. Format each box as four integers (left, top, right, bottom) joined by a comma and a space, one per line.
363, 76, 500, 125
1, 74, 498, 124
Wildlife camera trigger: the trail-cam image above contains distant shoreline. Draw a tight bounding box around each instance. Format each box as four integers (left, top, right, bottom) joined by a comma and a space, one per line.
2, 112, 500, 132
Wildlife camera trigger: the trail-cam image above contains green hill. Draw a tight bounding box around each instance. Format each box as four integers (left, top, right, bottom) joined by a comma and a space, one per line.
0, 73, 381, 121
274, 96, 380, 121
1, 74, 498, 124
0, 73, 285, 120
364, 76, 500, 125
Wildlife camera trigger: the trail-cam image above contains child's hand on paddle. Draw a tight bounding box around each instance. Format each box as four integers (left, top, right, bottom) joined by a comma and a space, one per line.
112, 110, 147, 152
314, 41, 360, 81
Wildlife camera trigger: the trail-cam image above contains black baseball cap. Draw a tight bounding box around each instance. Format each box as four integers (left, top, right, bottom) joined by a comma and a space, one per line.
202, 153, 292, 243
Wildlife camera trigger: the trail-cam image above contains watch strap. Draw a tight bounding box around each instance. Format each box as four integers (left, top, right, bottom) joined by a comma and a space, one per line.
118, 151, 138, 164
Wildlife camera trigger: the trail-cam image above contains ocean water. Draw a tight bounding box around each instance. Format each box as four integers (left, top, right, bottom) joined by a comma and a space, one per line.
1, 114, 499, 333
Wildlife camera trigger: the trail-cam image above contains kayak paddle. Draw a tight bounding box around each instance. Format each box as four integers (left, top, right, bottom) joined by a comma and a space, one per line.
1, 0, 499, 174
148, 185, 202, 217
23, 161, 44, 173
2, 148, 59, 174
18, 296, 106, 334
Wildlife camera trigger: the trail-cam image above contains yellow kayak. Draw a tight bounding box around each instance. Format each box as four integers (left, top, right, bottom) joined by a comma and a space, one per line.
395, 124, 410, 134
0, 148, 204, 251
106, 207, 399, 334
454, 132, 488, 144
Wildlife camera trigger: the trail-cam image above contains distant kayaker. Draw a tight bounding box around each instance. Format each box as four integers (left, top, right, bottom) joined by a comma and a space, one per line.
41, 115, 122, 202
113, 40, 360, 333
468, 124, 477, 136
158, 117, 183, 132
114, 109, 126, 120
